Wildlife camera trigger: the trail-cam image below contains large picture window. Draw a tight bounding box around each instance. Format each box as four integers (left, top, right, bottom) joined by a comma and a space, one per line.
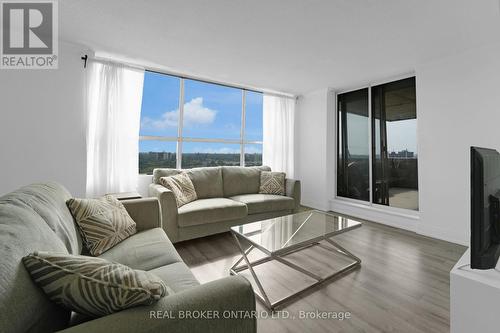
139, 71, 263, 174
337, 77, 418, 211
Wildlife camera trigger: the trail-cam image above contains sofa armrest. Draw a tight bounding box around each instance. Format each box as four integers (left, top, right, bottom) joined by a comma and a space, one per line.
285, 179, 301, 212
58, 276, 256, 333
122, 198, 161, 231
149, 183, 179, 242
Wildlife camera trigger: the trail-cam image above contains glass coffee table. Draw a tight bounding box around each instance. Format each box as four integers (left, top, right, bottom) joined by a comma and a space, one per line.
230, 210, 362, 310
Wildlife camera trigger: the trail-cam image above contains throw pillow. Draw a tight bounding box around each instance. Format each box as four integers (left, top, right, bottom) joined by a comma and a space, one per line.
259, 171, 286, 195
159, 173, 198, 207
23, 252, 170, 317
67, 195, 136, 256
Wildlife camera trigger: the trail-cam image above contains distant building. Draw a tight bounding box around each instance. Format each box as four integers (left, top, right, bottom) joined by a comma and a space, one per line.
144, 151, 175, 161
389, 149, 415, 159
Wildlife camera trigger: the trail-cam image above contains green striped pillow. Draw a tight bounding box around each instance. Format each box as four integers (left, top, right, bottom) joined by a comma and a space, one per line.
67, 195, 137, 256
23, 252, 171, 317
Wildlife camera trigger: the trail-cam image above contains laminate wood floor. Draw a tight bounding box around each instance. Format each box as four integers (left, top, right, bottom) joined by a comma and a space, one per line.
175, 214, 466, 333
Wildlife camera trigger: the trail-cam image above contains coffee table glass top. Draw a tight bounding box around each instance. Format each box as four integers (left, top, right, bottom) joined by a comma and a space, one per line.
231, 210, 362, 254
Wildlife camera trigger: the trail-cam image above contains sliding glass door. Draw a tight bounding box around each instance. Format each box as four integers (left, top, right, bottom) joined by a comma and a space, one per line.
337, 77, 418, 211
337, 88, 370, 202
372, 77, 418, 210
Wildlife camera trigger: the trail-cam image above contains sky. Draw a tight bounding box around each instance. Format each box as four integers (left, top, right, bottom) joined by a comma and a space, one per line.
346, 114, 417, 156
140, 71, 416, 157
139, 71, 263, 154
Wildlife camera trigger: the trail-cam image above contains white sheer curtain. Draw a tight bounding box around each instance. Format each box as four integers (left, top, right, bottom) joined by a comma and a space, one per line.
262, 94, 296, 178
85, 61, 145, 197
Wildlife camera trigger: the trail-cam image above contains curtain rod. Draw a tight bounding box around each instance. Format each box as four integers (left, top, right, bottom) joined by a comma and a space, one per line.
81, 54, 297, 100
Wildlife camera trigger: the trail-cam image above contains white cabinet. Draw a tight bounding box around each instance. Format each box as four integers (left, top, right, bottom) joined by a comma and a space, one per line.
450, 248, 500, 333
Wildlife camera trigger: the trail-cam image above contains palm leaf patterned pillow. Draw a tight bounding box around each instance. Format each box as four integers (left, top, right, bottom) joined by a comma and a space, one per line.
159, 173, 198, 207
67, 195, 136, 256
259, 171, 286, 195
23, 252, 171, 317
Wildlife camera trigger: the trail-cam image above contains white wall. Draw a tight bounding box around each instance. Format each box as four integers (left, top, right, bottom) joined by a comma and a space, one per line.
137, 174, 153, 197
295, 88, 332, 211
0, 42, 88, 196
416, 41, 500, 245
296, 40, 500, 245
0, 42, 160, 199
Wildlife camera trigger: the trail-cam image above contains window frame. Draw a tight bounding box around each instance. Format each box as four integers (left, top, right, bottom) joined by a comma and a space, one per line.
334, 75, 418, 212
139, 72, 263, 172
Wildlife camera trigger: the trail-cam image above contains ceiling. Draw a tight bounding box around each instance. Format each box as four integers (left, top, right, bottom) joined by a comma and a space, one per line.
60, 0, 500, 95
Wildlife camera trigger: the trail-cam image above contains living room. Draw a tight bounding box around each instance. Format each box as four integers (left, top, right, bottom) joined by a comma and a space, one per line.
1, 1, 499, 332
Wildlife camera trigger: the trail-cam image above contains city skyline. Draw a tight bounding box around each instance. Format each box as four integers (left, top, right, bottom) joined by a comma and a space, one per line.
346, 113, 418, 155
139, 150, 262, 174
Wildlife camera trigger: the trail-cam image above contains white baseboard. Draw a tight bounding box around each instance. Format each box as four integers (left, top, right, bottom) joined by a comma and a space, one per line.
329, 198, 418, 231
301, 199, 329, 212
416, 224, 468, 246
329, 198, 466, 246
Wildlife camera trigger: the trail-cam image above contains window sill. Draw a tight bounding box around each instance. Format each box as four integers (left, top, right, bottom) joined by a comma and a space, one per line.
329, 197, 419, 232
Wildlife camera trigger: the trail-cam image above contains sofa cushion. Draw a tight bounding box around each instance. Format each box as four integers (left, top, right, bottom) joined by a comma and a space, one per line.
222, 166, 271, 197
159, 173, 198, 207
4, 182, 82, 254
186, 167, 224, 199
0, 182, 80, 333
99, 228, 182, 271
23, 252, 170, 317
67, 195, 137, 256
148, 262, 200, 293
153, 168, 182, 184
178, 198, 247, 227
229, 194, 295, 215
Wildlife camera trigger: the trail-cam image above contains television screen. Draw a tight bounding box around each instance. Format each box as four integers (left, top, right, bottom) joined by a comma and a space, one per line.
470, 146, 500, 269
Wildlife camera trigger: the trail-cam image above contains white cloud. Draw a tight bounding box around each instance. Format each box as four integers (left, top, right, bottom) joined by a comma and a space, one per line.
183, 97, 217, 126
141, 97, 216, 129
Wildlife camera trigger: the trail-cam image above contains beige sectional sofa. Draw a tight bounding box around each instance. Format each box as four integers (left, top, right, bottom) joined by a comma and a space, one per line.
0, 182, 256, 333
149, 166, 301, 243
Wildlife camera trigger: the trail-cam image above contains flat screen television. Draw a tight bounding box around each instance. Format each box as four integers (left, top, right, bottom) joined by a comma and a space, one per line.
471, 146, 500, 269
